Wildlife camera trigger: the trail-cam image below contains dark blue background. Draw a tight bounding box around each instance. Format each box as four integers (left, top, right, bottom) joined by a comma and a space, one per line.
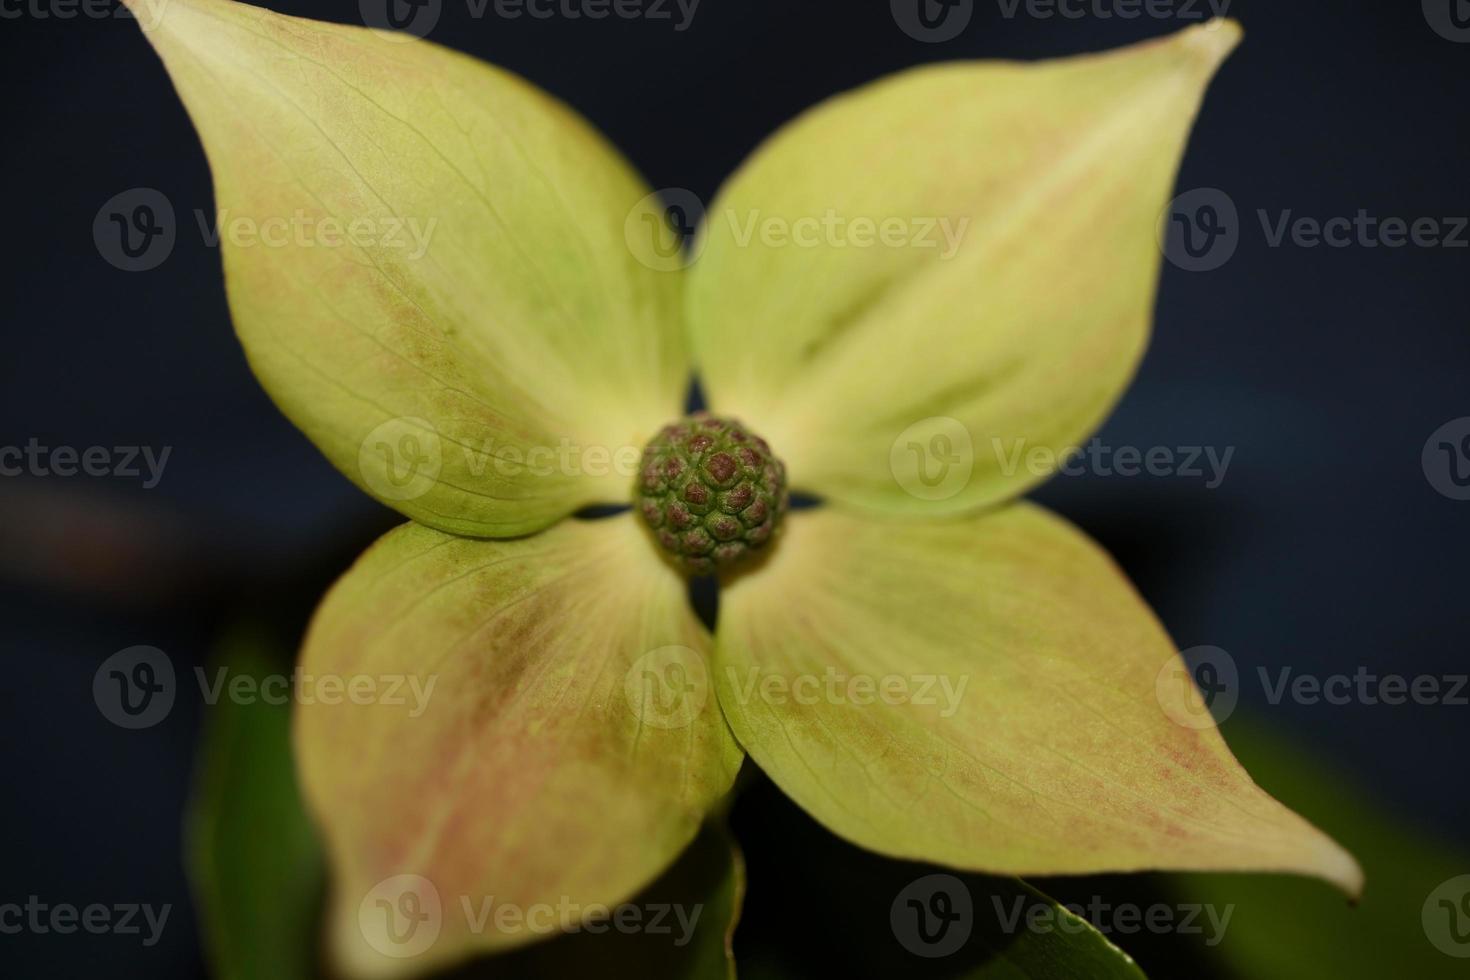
2, 0, 1466, 975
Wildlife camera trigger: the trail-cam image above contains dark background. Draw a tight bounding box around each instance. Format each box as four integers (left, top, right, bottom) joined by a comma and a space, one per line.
2, 0, 1467, 975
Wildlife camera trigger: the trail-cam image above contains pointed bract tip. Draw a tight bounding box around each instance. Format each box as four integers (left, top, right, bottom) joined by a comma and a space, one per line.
1316, 833, 1366, 902
117, 0, 182, 37
1179, 17, 1244, 69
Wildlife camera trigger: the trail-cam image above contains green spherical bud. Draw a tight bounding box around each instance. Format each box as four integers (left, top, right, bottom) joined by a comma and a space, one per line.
636, 413, 788, 574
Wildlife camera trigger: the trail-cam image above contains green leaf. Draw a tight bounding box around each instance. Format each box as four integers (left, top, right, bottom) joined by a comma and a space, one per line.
686, 22, 1241, 518
186, 628, 325, 980
294, 514, 742, 977
126, 0, 686, 536
959, 880, 1149, 980
1166, 718, 1470, 977
713, 505, 1360, 893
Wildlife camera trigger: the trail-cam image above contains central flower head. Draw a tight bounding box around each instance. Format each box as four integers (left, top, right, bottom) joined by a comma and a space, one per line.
636, 413, 788, 574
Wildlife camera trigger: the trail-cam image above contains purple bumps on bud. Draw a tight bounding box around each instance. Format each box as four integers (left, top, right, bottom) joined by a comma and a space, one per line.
637, 413, 789, 574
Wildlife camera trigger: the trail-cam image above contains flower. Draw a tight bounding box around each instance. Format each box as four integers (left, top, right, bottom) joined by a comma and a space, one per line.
126, 2, 1360, 975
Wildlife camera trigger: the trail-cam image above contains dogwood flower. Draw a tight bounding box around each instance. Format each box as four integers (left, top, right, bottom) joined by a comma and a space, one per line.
127, 2, 1359, 975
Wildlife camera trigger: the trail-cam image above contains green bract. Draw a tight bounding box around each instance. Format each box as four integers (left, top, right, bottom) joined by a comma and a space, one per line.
125, 2, 1361, 976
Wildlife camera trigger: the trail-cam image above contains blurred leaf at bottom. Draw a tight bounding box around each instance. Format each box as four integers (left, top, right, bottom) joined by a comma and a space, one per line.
186, 626, 325, 980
